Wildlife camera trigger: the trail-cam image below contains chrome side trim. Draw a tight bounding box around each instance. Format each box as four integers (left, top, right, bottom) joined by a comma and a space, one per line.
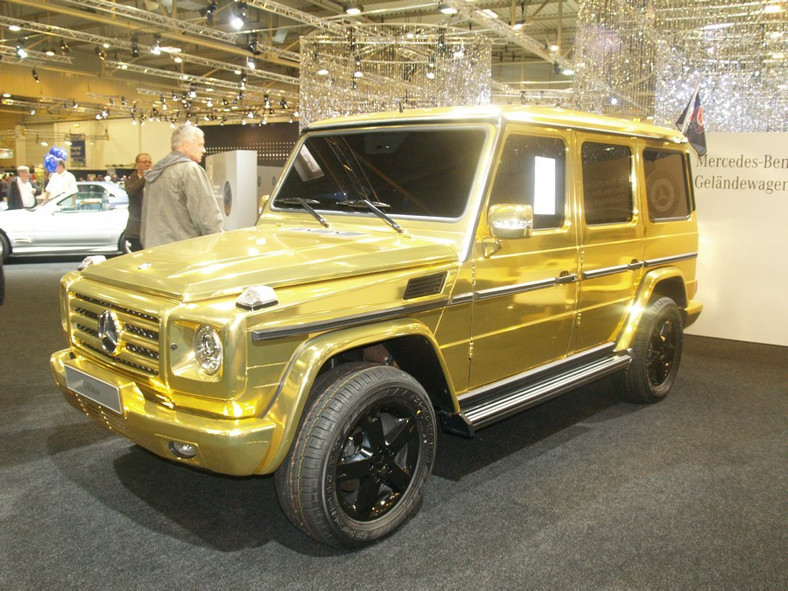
251, 299, 449, 341
450, 292, 474, 305
474, 274, 577, 301
581, 264, 632, 280
644, 252, 698, 267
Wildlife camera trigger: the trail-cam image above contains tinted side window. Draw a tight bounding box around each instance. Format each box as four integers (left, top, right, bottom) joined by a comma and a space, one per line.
581, 142, 633, 225
643, 149, 691, 220
489, 135, 566, 229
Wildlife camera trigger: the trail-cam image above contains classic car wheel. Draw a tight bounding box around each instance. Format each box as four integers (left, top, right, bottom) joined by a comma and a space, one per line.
0, 233, 10, 262
275, 363, 437, 547
616, 296, 683, 403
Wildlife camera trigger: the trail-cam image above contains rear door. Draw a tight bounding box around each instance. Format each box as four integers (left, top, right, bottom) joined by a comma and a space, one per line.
573, 135, 644, 352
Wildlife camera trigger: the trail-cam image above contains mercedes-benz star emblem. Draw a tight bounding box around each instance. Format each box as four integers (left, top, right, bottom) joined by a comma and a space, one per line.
97, 310, 121, 356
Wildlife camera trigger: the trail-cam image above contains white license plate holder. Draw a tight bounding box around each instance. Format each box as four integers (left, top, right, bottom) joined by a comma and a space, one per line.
65, 365, 122, 415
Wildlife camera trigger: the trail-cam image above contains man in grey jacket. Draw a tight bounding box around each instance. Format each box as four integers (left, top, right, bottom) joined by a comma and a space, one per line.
141, 124, 223, 248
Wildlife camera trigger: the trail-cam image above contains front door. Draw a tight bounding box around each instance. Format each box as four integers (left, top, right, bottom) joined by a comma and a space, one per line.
469, 128, 578, 389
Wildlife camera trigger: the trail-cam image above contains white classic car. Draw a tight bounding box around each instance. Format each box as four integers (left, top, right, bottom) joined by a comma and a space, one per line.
0, 181, 129, 261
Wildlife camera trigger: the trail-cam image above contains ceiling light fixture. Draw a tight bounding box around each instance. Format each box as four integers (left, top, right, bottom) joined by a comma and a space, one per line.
151, 33, 162, 55
439, 3, 457, 15
230, 2, 247, 30
60, 39, 70, 54
32, 69, 39, 83
344, 5, 363, 15
246, 56, 256, 69
16, 44, 28, 59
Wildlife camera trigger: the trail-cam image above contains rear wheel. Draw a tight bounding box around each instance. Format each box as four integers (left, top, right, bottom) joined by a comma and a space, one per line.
275, 363, 437, 547
616, 297, 684, 403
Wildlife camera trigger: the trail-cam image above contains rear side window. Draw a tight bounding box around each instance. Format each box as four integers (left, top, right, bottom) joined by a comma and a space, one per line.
489, 134, 566, 229
643, 149, 692, 220
581, 142, 633, 225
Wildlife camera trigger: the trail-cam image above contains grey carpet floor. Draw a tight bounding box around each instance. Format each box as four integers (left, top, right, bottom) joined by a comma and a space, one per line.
1, 257, 785, 589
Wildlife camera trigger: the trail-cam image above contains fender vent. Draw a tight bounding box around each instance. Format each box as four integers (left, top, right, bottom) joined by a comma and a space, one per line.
404, 272, 447, 300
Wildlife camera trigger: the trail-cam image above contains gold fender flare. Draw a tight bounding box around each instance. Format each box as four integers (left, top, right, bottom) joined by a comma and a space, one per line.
254, 318, 448, 474
615, 267, 703, 353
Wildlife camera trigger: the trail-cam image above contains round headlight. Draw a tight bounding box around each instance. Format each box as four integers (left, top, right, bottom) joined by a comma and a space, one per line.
194, 324, 223, 375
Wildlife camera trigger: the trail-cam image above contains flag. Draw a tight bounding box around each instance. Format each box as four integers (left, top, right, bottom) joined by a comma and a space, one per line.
676, 89, 707, 156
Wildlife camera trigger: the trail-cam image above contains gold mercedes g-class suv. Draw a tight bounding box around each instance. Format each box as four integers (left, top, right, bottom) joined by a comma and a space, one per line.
51, 105, 701, 547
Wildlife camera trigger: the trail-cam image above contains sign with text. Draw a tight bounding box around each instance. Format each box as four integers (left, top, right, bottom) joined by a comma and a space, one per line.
687, 132, 787, 346
70, 134, 86, 167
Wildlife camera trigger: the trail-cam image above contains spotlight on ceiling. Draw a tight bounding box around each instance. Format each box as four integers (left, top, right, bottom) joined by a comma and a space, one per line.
246, 56, 256, 69
16, 43, 28, 59
60, 39, 70, 54
344, 4, 363, 15
32, 69, 39, 83
151, 33, 162, 55
230, 2, 247, 29
131, 38, 140, 58
95, 46, 107, 60
439, 3, 458, 15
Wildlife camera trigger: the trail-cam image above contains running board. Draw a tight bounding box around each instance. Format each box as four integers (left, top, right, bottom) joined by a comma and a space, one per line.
440, 351, 631, 437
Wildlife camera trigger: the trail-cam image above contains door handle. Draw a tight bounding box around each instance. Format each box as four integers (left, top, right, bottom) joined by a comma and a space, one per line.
556, 272, 577, 285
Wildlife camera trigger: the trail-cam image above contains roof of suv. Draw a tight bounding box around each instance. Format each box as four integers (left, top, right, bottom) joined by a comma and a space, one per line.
306, 105, 687, 143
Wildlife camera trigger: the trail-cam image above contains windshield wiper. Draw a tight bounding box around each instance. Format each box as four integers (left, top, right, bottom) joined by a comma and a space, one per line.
338, 199, 403, 234
276, 197, 329, 228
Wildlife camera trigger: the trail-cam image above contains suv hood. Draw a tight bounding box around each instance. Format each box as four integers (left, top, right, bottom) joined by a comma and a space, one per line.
81, 225, 458, 301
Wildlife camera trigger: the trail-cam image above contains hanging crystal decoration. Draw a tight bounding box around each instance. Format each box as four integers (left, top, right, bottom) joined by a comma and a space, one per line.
572, 0, 787, 132
572, 0, 659, 118
300, 25, 491, 129
653, 1, 787, 132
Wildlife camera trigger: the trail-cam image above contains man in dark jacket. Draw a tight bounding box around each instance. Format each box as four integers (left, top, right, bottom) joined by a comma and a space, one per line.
123, 153, 153, 251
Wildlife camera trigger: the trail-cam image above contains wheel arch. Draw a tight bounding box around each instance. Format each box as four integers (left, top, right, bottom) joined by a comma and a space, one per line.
256, 318, 455, 474
616, 267, 688, 352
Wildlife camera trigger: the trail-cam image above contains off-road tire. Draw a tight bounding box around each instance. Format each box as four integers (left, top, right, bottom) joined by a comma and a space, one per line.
275, 363, 437, 547
616, 296, 684, 403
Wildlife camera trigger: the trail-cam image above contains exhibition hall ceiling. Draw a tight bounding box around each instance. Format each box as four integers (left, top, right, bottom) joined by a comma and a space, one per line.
0, 0, 578, 130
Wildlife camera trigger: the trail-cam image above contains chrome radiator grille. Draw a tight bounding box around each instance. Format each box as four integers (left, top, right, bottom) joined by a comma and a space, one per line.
70, 293, 161, 376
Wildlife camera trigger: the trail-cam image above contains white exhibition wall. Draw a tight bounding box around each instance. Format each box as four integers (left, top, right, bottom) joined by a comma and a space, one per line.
686, 132, 788, 347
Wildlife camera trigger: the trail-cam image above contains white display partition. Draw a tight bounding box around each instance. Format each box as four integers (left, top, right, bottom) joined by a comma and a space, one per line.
686, 132, 788, 346
205, 150, 259, 230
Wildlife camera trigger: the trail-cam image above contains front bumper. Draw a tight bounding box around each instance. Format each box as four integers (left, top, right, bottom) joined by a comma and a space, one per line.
50, 349, 277, 476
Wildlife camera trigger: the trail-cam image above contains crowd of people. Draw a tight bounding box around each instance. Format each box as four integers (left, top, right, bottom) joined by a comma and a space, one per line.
0, 124, 224, 252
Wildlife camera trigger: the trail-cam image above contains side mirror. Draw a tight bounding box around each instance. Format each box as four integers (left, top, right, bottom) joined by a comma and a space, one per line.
488, 204, 533, 239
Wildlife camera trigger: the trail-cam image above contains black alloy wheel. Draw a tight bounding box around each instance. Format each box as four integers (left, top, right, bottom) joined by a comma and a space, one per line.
275, 362, 437, 547
615, 296, 684, 403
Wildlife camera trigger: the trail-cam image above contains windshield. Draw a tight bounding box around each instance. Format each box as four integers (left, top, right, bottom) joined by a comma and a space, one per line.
272, 126, 487, 220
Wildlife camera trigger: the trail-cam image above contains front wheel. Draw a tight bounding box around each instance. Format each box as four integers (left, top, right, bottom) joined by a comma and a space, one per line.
0, 233, 10, 262
615, 296, 684, 403
275, 363, 437, 547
